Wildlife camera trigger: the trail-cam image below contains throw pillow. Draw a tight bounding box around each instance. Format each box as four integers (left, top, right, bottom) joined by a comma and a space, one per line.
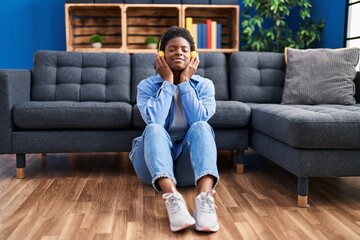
281, 47, 360, 105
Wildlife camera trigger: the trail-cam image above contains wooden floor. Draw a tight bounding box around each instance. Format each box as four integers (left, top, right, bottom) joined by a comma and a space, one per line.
0, 150, 359, 240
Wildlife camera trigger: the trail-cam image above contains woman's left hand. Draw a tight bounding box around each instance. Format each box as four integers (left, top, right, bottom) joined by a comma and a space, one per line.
180, 53, 199, 83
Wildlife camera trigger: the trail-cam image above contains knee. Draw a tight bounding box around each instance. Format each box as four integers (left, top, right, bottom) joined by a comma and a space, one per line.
144, 123, 166, 135
189, 121, 212, 134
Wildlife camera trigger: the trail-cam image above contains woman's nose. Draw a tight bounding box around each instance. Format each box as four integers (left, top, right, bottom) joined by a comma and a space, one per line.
175, 50, 183, 56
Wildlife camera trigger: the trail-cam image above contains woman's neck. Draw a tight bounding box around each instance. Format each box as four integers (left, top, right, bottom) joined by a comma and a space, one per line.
173, 71, 181, 85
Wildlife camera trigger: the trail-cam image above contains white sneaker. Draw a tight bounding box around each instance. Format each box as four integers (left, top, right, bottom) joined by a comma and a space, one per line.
194, 190, 220, 232
162, 191, 196, 232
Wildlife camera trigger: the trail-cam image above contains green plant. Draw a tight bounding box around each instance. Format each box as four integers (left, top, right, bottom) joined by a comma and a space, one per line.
145, 36, 158, 45
90, 34, 104, 44
241, 0, 325, 52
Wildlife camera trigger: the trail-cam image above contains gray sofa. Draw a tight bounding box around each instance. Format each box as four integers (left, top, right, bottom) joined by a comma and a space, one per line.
230, 51, 360, 207
0, 50, 250, 179
1, 50, 359, 207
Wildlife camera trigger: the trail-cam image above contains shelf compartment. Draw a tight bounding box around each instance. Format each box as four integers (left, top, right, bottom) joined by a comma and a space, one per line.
124, 4, 181, 52
66, 4, 124, 52
182, 4, 239, 52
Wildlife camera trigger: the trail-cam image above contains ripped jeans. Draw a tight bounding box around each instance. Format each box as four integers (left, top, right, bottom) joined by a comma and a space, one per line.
129, 121, 219, 192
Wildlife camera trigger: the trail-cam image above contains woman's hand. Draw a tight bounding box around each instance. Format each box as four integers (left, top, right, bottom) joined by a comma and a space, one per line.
156, 53, 174, 84
180, 53, 199, 83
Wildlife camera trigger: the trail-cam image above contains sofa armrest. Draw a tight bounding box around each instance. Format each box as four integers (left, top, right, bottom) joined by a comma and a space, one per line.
0, 70, 31, 153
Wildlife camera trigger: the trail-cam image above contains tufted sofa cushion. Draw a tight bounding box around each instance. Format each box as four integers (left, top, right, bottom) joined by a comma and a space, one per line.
230, 52, 285, 103
131, 54, 156, 104
131, 52, 229, 103
249, 103, 360, 149
32, 51, 131, 102
196, 52, 229, 100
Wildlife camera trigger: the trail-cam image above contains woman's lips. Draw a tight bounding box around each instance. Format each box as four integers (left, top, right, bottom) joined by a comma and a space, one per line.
172, 58, 184, 62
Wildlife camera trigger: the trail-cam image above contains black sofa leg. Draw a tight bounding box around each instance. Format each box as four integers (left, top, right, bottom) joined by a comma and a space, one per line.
233, 150, 244, 173
16, 154, 26, 179
297, 177, 310, 208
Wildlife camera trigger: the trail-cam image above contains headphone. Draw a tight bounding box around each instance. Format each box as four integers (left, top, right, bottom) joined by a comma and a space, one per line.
158, 40, 197, 59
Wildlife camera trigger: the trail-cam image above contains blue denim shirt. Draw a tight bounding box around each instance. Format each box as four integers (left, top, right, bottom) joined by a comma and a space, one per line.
137, 74, 216, 129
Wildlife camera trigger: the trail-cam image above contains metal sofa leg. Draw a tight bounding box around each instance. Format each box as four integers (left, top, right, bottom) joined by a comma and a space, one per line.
297, 177, 310, 208
16, 154, 26, 179
234, 150, 244, 173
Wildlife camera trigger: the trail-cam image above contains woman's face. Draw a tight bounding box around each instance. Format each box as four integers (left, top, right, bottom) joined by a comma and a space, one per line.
164, 37, 191, 71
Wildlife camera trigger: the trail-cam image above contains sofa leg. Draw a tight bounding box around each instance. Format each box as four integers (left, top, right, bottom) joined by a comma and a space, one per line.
233, 150, 244, 173
297, 177, 310, 207
16, 154, 26, 179
298, 195, 309, 208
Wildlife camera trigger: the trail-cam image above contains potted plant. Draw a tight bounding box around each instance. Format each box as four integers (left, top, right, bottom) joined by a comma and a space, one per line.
145, 36, 158, 49
241, 0, 325, 52
90, 34, 104, 48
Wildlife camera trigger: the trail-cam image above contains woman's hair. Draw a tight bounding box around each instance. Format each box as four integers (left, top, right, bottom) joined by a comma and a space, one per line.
159, 26, 195, 52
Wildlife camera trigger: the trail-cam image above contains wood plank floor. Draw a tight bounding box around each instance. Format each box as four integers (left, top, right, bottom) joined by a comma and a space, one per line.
0, 150, 359, 240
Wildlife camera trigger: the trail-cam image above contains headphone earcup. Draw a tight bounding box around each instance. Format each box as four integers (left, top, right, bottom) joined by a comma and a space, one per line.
190, 51, 197, 59
158, 51, 165, 58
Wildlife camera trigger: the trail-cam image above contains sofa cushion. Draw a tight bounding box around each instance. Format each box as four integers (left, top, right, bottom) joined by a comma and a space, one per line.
131, 52, 229, 104
208, 101, 251, 128
13, 101, 132, 130
131, 54, 157, 104
132, 104, 146, 128
133, 101, 251, 129
230, 51, 285, 103
32, 51, 131, 102
249, 103, 360, 149
282, 47, 360, 105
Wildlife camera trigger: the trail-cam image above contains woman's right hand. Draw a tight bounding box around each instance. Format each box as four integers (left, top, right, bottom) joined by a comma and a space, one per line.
156, 53, 174, 84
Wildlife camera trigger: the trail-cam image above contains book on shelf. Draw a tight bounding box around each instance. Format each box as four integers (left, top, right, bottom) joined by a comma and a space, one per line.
192, 23, 198, 48
195, 20, 221, 49
217, 23, 221, 49
197, 23, 206, 49
211, 20, 217, 49
185, 17, 193, 35
205, 19, 212, 49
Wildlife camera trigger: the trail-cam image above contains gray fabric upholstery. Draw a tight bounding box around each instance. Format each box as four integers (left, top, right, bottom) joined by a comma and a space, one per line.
230, 51, 285, 103
251, 130, 360, 177
208, 101, 251, 128
32, 51, 131, 102
133, 101, 251, 129
132, 104, 145, 128
282, 48, 360, 105
13, 101, 132, 130
12, 130, 142, 153
0, 70, 31, 153
131, 54, 157, 104
131, 52, 229, 103
214, 129, 248, 150
197, 52, 229, 100
249, 103, 360, 149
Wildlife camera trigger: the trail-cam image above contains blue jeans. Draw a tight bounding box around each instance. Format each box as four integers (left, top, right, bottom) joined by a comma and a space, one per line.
129, 121, 219, 192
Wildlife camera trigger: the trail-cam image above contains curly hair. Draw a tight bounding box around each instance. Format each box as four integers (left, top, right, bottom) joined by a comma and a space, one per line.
159, 26, 195, 52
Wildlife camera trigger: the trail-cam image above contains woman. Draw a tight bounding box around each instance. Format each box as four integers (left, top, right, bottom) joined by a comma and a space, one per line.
129, 26, 219, 232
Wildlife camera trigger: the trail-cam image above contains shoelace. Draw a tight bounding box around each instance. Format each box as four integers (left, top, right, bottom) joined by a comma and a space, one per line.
197, 192, 216, 214
163, 192, 185, 214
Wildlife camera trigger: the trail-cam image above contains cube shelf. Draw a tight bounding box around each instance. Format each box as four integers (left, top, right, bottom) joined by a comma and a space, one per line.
66, 4, 124, 52
65, 3, 239, 53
